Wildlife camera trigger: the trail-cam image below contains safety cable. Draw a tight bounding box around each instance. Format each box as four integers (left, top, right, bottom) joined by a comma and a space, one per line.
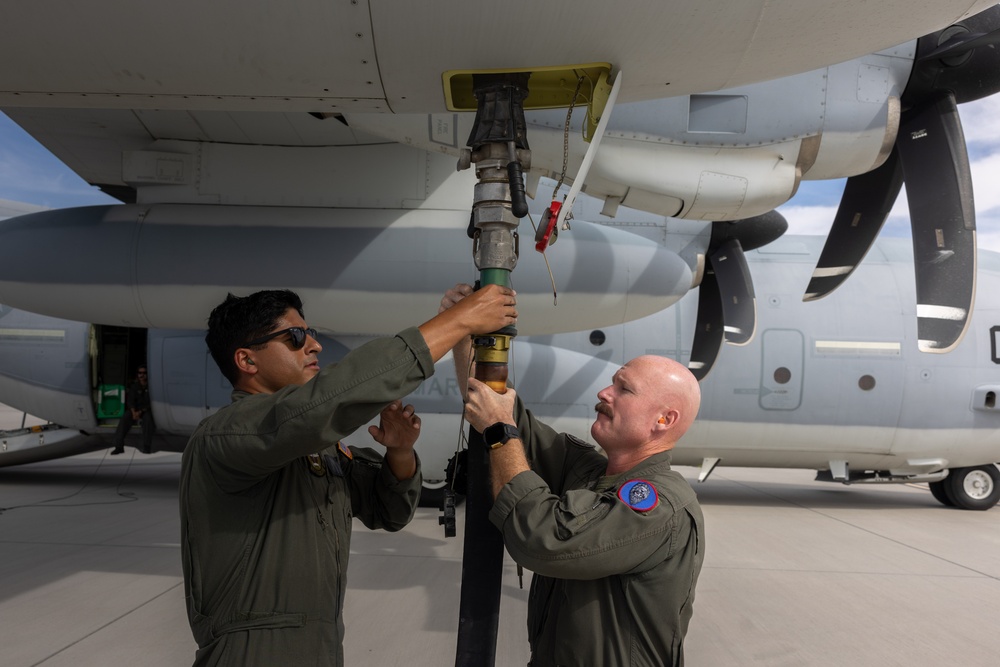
0, 447, 140, 514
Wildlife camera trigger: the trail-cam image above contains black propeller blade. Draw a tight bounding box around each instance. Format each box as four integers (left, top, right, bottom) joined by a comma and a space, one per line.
688, 259, 725, 382
711, 238, 756, 346
806, 6, 1000, 352
804, 147, 903, 301
897, 92, 977, 352
689, 211, 787, 381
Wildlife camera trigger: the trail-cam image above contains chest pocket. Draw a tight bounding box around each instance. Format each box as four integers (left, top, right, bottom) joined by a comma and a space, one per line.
554, 489, 614, 540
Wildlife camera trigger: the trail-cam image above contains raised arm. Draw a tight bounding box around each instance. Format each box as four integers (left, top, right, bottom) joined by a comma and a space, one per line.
439, 283, 477, 398
419, 283, 516, 363
463, 377, 530, 498
367, 400, 421, 481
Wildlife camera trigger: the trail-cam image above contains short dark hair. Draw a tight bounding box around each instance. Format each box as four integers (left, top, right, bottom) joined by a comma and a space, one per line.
205, 290, 304, 385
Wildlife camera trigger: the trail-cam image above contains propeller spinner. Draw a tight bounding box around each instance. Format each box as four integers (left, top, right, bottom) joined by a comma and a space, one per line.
805, 6, 1000, 352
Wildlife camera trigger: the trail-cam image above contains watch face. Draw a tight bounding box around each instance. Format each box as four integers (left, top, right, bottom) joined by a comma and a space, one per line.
484, 423, 504, 444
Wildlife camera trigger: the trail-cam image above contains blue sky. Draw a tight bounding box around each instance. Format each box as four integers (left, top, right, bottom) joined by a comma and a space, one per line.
776, 96, 1000, 253
0, 114, 116, 209
1, 96, 999, 250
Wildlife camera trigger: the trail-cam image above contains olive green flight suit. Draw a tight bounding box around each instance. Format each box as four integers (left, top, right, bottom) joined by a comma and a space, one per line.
489, 399, 705, 667
180, 328, 430, 666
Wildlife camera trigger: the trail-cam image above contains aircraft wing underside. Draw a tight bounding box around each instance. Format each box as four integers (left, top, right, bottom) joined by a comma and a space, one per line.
0, 0, 994, 197
0, 0, 991, 113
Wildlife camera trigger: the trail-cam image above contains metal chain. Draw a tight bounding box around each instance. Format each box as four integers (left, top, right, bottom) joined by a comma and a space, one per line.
553, 75, 586, 197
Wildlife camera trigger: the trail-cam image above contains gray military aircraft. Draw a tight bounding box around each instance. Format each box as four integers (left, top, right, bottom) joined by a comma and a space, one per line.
1, 204, 998, 510
1, 5, 999, 511
0, 7, 1000, 384
6, 8, 999, 663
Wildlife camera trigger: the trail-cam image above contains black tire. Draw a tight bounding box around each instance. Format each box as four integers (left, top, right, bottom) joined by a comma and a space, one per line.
928, 479, 955, 507
944, 465, 1000, 511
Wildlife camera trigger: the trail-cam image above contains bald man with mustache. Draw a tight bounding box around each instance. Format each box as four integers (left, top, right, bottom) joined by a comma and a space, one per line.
442, 284, 706, 667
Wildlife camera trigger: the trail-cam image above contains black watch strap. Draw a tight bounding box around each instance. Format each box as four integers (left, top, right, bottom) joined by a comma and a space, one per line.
484, 422, 520, 449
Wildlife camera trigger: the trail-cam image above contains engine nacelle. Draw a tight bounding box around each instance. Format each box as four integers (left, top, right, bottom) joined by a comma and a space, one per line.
0, 204, 692, 334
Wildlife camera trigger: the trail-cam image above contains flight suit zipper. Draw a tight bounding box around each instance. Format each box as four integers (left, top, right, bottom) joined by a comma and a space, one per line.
315, 476, 346, 650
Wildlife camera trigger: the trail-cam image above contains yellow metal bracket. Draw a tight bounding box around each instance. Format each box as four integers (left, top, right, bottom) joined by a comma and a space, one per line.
584, 70, 614, 142
443, 63, 613, 143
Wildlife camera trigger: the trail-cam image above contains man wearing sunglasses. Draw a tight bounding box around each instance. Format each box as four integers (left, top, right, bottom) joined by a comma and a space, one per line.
180, 285, 516, 667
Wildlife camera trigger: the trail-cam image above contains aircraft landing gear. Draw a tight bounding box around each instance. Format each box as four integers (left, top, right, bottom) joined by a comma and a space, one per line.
930, 465, 1000, 510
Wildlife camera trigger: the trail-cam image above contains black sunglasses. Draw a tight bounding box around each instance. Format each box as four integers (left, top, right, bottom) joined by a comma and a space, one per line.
244, 326, 318, 350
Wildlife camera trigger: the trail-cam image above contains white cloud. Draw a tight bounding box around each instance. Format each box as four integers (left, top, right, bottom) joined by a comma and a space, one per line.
776, 204, 837, 236
971, 153, 1000, 220
959, 96, 1000, 148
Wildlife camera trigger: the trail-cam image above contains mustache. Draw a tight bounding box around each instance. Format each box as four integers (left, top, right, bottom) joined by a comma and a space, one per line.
594, 402, 613, 418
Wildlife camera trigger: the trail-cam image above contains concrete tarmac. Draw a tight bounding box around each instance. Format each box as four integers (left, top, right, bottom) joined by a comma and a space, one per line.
2, 424, 1000, 665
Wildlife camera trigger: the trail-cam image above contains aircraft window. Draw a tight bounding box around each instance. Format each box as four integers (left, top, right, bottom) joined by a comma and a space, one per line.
858, 375, 876, 391
992, 326, 1000, 363
987, 392, 996, 409
773, 367, 791, 384
589, 330, 606, 346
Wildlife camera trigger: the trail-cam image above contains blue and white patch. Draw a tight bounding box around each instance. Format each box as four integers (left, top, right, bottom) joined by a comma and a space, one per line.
618, 479, 659, 512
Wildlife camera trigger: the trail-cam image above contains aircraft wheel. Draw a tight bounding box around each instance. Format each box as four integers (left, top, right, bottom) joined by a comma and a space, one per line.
928, 479, 954, 507
944, 465, 1000, 511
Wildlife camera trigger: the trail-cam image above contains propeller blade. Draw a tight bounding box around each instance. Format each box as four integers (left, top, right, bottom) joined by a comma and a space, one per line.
688, 215, 781, 380
688, 263, 724, 382
896, 92, 976, 352
804, 148, 903, 301
710, 238, 756, 346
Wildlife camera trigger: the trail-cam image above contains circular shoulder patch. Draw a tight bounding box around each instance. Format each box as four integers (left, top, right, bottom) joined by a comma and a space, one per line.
618, 479, 659, 512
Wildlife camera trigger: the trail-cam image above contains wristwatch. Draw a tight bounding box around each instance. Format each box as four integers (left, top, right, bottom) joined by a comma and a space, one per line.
484, 422, 520, 449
